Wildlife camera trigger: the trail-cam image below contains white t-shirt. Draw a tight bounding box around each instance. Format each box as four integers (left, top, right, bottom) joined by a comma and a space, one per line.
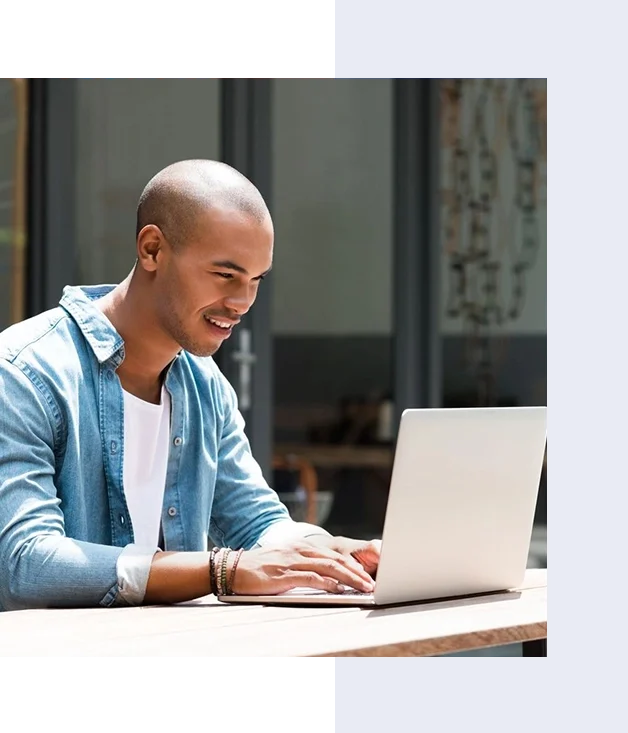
122, 386, 171, 549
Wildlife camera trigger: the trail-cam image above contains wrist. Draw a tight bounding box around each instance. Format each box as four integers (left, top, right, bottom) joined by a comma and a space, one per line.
209, 547, 245, 596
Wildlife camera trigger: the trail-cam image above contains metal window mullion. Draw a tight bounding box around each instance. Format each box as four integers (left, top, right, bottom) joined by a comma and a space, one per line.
219, 79, 273, 479
393, 79, 442, 432
27, 78, 77, 317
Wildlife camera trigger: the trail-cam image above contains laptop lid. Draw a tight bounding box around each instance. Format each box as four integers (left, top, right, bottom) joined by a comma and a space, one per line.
373, 406, 547, 605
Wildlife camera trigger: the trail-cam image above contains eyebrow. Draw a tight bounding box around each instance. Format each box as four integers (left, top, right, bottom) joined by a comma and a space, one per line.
211, 260, 272, 278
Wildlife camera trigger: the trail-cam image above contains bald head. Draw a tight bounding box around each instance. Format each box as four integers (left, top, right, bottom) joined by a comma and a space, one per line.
135, 159, 270, 249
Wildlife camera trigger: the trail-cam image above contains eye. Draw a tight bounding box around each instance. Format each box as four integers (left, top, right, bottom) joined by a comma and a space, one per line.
214, 272, 233, 280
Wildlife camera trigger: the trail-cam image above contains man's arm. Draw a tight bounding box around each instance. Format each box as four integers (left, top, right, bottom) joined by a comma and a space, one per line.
0, 361, 372, 611
0, 360, 156, 611
143, 370, 367, 604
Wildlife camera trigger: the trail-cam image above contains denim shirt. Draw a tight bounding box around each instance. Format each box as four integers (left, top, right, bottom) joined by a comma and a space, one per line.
0, 284, 320, 612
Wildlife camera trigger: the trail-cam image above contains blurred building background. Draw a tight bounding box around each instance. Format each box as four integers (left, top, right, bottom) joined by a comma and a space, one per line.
0, 79, 546, 565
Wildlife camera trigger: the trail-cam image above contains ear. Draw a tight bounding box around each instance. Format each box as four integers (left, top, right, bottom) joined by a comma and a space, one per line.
137, 225, 166, 272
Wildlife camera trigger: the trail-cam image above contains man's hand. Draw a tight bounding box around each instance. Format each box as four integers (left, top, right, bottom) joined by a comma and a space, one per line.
230, 542, 376, 596
302, 535, 382, 577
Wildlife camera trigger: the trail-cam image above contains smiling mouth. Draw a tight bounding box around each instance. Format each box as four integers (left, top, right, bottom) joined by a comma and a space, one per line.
203, 315, 237, 338
205, 316, 235, 329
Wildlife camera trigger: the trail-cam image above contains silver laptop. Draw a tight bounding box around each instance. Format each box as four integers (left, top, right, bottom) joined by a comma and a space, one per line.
218, 406, 547, 607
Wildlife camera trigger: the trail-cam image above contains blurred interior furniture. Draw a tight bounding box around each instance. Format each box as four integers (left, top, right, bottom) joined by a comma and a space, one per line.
274, 443, 393, 470
272, 453, 319, 524
273, 397, 395, 532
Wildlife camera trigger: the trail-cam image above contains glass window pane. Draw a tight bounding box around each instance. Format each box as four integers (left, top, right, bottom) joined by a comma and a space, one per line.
271, 80, 394, 537
439, 78, 547, 567
75, 79, 220, 285
0, 79, 28, 329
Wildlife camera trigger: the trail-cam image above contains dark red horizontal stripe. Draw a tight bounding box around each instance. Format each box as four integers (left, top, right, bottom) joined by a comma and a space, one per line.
0, 24, 329, 33
0, 40, 329, 57
12, 0, 333, 8
2, 55, 328, 76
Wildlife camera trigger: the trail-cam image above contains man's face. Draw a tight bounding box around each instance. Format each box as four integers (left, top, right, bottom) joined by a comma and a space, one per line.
154, 207, 273, 357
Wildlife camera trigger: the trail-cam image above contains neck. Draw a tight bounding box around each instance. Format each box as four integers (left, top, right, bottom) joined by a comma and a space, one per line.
96, 268, 179, 402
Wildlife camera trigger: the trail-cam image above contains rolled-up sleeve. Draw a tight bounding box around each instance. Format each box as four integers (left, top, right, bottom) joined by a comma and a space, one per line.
116, 545, 162, 605
0, 360, 151, 611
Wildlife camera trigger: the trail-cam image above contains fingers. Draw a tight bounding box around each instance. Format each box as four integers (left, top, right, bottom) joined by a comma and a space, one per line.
282, 571, 345, 594
291, 556, 374, 592
295, 544, 374, 586
323, 537, 382, 572
349, 540, 382, 573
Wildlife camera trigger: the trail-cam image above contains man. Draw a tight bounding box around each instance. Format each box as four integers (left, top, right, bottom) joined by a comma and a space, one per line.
0, 159, 380, 612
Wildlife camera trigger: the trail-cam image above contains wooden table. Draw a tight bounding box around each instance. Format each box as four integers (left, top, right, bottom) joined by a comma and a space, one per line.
0, 569, 546, 657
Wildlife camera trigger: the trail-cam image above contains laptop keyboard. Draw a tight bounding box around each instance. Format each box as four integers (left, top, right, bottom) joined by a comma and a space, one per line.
279, 586, 374, 597
337, 587, 372, 596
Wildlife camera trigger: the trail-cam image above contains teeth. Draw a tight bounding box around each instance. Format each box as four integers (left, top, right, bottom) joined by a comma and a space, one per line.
208, 318, 231, 329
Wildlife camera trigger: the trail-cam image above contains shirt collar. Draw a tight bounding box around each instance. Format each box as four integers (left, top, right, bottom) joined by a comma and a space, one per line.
59, 284, 125, 365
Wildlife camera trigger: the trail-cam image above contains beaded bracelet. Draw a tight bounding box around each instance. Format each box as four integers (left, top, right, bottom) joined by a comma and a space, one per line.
228, 548, 245, 594
214, 548, 224, 595
210, 546, 245, 596
209, 547, 220, 595
220, 548, 231, 596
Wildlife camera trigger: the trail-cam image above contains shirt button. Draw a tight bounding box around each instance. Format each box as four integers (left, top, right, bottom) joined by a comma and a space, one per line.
168, 507, 177, 517
107, 371, 114, 380
173, 436, 183, 446
119, 515, 125, 525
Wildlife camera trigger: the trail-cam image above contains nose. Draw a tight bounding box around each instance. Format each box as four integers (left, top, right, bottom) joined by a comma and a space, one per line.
223, 281, 258, 316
